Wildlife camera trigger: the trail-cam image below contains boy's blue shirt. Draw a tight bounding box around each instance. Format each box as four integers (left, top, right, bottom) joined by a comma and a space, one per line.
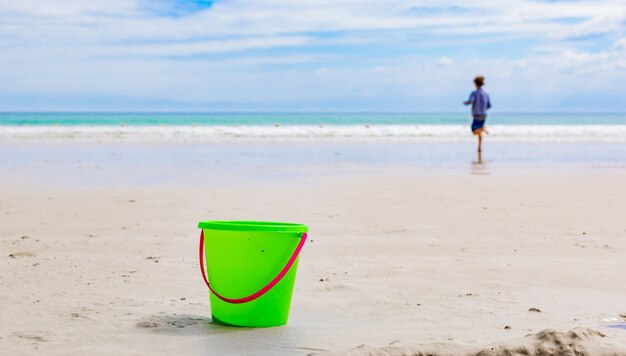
466, 88, 491, 117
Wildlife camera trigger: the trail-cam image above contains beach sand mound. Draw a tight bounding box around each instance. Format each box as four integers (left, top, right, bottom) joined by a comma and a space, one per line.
475, 328, 625, 356
316, 328, 626, 356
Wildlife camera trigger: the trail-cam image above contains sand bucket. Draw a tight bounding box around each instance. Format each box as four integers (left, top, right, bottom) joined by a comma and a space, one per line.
197, 220, 308, 327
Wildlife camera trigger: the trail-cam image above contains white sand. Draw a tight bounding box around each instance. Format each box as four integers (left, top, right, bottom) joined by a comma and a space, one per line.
2, 170, 626, 355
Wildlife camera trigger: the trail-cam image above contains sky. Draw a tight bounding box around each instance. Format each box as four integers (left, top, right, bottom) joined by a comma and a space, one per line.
1, 0, 625, 112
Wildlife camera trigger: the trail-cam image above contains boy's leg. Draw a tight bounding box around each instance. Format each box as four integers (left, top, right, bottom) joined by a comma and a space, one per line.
477, 131, 483, 152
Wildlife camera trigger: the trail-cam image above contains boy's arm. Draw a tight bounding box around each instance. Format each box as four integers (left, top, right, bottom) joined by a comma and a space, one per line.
487, 96, 492, 109
463, 92, 474, 106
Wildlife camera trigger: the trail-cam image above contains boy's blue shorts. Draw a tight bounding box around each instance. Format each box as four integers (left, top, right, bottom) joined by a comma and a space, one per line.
471, 115, 487, 132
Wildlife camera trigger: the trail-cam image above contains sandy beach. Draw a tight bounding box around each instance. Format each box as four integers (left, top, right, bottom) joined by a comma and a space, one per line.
1, 142, 626, 355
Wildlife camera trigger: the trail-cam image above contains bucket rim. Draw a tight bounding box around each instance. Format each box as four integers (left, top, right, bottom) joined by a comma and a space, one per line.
198, 220, 308, 233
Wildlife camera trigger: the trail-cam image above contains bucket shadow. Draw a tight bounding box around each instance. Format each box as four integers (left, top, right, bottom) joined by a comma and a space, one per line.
136, 314, 252, 336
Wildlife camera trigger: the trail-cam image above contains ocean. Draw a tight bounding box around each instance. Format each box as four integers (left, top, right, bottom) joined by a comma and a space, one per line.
2, 112, 626, 126
2, 112, 626, 186
1, 112, 626, 142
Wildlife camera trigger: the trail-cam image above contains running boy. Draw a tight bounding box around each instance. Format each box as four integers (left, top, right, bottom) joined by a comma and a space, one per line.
464, 76, 491, 152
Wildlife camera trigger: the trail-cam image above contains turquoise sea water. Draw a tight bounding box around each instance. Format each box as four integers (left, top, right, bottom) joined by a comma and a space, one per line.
2, 112, 626, 126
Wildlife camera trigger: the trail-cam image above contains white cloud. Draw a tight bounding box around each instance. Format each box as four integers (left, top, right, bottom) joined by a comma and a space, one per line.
0, 1, 139, 17
551, 10, 626, 40
314, 67, 330, 76
439, 57, 454, 66
109, 36, 311, 56
3, 0, 625, 49
611, 37, 626, 51
1, 0, 626, 110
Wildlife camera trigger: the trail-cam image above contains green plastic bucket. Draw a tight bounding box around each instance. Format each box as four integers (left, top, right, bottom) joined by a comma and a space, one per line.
197, 220, 308, 327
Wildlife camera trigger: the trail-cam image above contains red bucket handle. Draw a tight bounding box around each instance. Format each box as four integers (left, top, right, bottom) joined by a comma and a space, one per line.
199, 230, 307, 304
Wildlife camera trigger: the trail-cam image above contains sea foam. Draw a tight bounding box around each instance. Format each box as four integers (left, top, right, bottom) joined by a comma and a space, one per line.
1, 125, 626, 143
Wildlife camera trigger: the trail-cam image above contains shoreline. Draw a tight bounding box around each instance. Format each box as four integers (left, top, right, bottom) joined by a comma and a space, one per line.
2, 124, 626, 143
1, 141, 626, 190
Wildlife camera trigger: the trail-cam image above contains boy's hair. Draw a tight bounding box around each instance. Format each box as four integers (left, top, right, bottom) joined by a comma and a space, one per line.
474, 76, 484, 87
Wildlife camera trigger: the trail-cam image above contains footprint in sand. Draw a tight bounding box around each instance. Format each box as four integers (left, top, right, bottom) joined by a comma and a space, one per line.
8, 252, 35, 258
8, 236, 31, 245
69, 311, 93, 320
12, 332, 48, 343
136, 314, 209, 333
136, 321, 159, 329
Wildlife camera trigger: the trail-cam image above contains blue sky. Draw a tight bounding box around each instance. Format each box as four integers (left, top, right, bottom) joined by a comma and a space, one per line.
1, 0, 625, 112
